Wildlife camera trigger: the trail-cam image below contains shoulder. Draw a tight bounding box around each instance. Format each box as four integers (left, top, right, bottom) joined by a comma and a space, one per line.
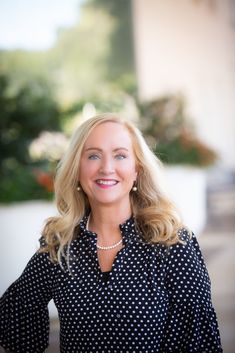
26, 236, 56, 271
38, 235, 48, 248
167, 227, 204, 264
165, 227, 208, 277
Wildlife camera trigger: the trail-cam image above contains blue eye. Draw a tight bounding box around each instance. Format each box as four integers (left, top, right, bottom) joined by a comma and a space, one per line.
115, 154, 127, 160
88, 154, 100, 160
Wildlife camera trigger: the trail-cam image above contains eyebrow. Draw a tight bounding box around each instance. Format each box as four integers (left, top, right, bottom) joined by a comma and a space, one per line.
84, 147, 129, 152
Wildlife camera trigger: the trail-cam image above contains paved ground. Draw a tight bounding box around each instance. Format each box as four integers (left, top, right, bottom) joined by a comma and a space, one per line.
1, 183, 234, 353
199, 184, 235, 353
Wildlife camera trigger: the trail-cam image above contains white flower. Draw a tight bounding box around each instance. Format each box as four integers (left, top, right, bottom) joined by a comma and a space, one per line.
29, 131, 69, 162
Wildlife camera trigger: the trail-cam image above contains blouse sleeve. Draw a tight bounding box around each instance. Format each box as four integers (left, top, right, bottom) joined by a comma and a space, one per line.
0, 241, 53, 353
162, 229, 223, 353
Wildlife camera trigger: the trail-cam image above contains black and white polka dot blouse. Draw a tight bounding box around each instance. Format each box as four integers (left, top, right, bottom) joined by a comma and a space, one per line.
0, 216, 222, 352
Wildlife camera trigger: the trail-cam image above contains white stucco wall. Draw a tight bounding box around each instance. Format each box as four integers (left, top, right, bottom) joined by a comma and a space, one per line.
132, 0, 235, 168
0, 201, 59, 317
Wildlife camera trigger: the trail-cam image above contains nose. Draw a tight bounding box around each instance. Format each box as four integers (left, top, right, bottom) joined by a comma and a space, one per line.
99, 156, 115, 175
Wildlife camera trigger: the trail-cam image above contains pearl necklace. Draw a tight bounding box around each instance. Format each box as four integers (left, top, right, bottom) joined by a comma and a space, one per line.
97, 238, 123, 250
86, 215, 123, 250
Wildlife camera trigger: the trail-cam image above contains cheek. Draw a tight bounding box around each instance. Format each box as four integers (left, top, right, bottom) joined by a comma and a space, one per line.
79, 164, 95, 193
79, 160, 98, 180
120, 163, 137, 179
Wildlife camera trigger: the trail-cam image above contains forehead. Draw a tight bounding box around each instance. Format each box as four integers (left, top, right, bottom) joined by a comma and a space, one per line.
84, 121, 134, 148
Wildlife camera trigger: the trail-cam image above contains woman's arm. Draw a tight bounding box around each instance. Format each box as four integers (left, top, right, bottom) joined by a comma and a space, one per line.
162, 229, 223, 352
0, 249, 53, 353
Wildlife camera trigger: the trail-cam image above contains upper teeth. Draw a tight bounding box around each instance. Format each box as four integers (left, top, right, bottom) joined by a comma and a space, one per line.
97, 180, 117, 185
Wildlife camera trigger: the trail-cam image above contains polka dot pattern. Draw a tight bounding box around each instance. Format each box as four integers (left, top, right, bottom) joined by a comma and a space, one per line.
0, 216, 222, 352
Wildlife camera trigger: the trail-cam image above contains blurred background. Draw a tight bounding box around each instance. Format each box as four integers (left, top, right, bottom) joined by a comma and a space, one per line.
0, 0, 234, 352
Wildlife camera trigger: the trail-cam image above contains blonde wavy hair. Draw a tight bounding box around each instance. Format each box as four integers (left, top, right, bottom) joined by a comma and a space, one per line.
40, 113, 184, 264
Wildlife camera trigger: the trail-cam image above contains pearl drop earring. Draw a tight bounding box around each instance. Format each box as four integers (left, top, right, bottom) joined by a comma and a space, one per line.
132, 182, 137, 191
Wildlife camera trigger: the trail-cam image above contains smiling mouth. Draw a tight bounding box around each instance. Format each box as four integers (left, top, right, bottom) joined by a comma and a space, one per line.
95, 179, 119, 186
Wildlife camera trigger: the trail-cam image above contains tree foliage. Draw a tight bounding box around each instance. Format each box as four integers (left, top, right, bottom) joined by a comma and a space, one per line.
0, 74, 61, 202
0, 0, 136, 106
88, 0, 136, 92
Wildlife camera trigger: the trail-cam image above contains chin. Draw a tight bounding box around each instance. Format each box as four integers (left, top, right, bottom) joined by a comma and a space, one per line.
92, 195, 128, 207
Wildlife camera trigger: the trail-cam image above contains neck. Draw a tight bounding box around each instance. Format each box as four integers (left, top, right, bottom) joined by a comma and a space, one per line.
88, 205, 132, 243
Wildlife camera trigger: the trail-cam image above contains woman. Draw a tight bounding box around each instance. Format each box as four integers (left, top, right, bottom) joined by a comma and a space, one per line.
0, 113, 222, 352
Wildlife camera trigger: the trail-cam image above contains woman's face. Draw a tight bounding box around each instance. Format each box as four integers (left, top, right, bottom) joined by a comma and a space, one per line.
79, 122, 137, 210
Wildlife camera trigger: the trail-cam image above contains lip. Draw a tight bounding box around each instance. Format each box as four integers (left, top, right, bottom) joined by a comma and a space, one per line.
95, 179, 119, 189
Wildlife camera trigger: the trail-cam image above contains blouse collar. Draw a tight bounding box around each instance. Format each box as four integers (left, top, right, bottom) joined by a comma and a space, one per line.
78, 214, 143, 244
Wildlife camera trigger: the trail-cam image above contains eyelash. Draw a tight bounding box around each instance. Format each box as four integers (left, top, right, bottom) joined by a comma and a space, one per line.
88, 154, 100, 160
115, 154, 127, 160
87, 154, 127, 160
